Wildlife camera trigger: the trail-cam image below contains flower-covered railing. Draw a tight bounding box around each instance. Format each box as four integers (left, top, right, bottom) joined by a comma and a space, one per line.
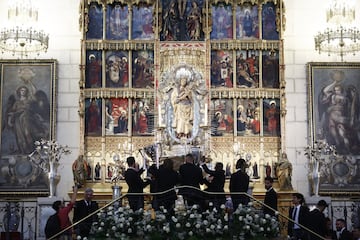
88, 201, 279, 240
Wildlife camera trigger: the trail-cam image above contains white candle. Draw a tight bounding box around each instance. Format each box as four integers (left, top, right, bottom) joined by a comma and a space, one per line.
158, 104, 162, 125
156, 143, 159, 168
204, 103, 208, 126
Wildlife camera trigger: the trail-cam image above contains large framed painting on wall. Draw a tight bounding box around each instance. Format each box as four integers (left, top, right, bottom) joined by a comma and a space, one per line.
307, 62, 360, 194
0, 60, 57, 196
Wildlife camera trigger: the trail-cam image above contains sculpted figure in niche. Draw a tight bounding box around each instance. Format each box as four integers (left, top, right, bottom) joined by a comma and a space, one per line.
72, 155, 88, 187
276, 152, 293, 190
171, 74, 193, 138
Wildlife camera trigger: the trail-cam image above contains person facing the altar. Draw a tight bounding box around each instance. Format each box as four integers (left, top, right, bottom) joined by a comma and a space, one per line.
73, 188, 99, 238
229, 158, 250, 208
124, 156, 151, 211
200, 161, 226, 209
149, 158, 179, 216
179, 153, 205, 208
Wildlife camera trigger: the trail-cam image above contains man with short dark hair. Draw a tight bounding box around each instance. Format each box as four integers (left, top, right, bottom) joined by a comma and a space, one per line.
288, 192, 309, 240
307, 199, 328, 240
124, 156, 150, 211
229, 158, 250, 208
179, 153, 204, 208
263, 176, 277, 217
335, 218, 352, 240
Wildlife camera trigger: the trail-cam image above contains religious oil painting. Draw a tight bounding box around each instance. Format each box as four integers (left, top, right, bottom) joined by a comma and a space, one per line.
210, 3, 233, 40
261, 2, 279, 40
0, 60, 57, 195
105, 98, 129, 135
236, 50, 259, 88
236, 4, 259, 39
237, 99, 260, 136
211, 50, 233, 88
85, 50, 102, 88
262, 50, 279, 88
105, 51, 129, 88
308, 62, 360, 194
132, 5, 154, 40
263, 98, 280, 137
86, 2, 103, 40
210, 99, 234, 136
106, 3, 129, 40
132, 51, 154, 88
160, 0, 205, 41
132, 98, 155, 136
85, 98, 102, 136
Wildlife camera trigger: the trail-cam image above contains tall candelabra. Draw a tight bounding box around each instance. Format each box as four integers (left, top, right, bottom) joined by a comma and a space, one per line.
304, 141, 336, 195
28, 139, 71, 197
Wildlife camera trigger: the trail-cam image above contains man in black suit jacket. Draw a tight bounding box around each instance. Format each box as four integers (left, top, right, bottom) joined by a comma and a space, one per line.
335, 218, 352, 240
307, 199, 328, 240
263, 176, 277, 217
287, 192, 309, 240
124, 156, 150, 211
73, 188, 99, 238
179, 153, 204, 208
229, 158, 250, 208
201, 161, 226, 209
151, 158, 179, 215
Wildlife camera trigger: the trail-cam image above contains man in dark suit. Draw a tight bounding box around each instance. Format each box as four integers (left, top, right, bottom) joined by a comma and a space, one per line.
201, 161, 226, 209
335, 218, 352, 240
179, 153, 204, 208
124, 156, 150, 211
263, 176, 277, 217
73, 188, 99, 238
307, 199, 328, 240
287, 192, 309, 240
151, 158, 179, 215
229, 158, 250, 209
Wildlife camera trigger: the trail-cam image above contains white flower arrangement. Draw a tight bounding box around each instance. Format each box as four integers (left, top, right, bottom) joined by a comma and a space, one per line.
85, 201, 279, 240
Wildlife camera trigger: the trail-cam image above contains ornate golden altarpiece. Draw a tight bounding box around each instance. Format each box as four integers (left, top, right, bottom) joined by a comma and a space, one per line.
78, 0, 291, 216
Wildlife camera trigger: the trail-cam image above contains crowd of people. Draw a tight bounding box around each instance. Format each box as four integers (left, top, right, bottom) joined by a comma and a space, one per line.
47, 154, 358, 240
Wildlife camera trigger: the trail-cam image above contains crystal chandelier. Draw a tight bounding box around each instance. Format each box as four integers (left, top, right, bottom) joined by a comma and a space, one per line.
314, 0, 360, 61
0, 0, 49, 58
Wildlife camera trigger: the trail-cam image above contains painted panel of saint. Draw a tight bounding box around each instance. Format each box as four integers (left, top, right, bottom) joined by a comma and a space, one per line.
236, 4, 259, 39
132, 99, 154, 136
105, 98, 128, 135
186, 0, 204, 41
262, 50, 279, 88
132, 51, 154, 88
161, 0, 180, 41
85, 51, 102, 88
210, 3, 233, 40
236, 50, 259, 88
161, 0, 205, 41
262, 2, 279, 40
263, 99, 280, 137
105, 51, 129, 88
211, 50, 233, 88
106, 4, 129, 40
210, 99, 234, 136
86, 2, 103, 40
132, 5, 154, 40
237, 99, 260, 136
85, 99, 102, 136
